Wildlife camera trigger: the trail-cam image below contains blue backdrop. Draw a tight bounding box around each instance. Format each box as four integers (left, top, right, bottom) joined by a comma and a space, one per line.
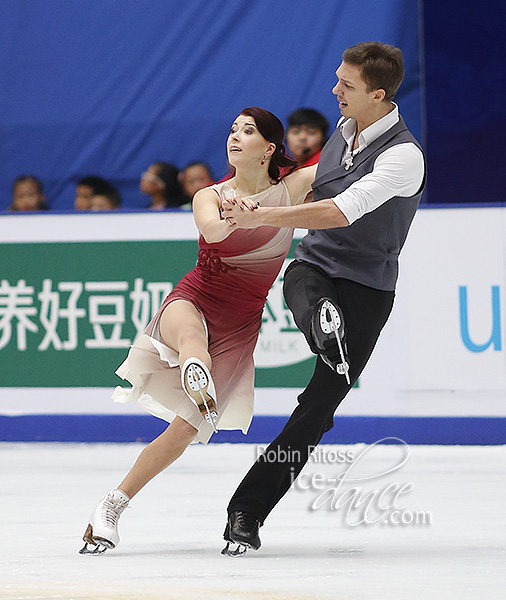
0, 0, 423, 211
423, 2, 506, 205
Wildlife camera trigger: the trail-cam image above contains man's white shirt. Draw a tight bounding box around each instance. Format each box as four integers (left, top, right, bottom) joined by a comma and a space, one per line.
331, 104, 425, 225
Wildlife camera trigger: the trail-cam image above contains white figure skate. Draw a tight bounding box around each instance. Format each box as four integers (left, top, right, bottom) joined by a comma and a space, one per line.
79, 489, 130, 555
181, 357, 218, 432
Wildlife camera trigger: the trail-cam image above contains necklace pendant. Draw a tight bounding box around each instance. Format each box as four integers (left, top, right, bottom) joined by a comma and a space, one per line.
344, 157, 354, 171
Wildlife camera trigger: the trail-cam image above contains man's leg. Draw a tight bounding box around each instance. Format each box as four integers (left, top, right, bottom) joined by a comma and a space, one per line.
226, 262, 394, 536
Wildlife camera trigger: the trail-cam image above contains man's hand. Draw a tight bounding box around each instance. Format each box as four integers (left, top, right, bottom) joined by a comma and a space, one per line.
221, 195, 349, 231
221, 197, 262, 229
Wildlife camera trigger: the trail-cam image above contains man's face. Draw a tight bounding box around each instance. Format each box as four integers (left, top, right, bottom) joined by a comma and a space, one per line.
286, 125, 324, 162
75, 185, 94, 210
332, 61, 379, 123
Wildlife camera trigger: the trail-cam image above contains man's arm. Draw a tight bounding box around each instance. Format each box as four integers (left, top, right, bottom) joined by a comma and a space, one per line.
222, 199, 349, 229
223, 142, 424, 230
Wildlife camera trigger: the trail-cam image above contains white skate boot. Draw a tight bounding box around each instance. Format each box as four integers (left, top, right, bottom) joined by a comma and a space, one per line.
181, 357, 218, 432
79, 489, 130, 555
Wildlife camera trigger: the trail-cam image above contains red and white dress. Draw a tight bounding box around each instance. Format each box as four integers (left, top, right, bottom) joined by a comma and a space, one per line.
113, 180, 303, 443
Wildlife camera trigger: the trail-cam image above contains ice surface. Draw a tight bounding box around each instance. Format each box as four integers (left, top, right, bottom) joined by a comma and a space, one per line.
1, 442, 505, 600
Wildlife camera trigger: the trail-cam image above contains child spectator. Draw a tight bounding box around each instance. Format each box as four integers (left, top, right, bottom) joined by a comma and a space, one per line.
90, 186, 121, 211
9, 175, 48, 211
75, 176, 116, 211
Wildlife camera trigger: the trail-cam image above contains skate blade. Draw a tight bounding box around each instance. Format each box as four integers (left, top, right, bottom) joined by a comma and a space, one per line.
79, 523, 114, 555
185, 365, 218, 432
221, 541, 248, 557
333, 333, 350, 385
336, 360, 351, 384
202, 400, 218, 433
79, 541, 109, 555
321, 301, 351, 385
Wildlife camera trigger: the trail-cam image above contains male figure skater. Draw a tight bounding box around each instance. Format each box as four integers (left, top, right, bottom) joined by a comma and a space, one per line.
220, 41, 426, 555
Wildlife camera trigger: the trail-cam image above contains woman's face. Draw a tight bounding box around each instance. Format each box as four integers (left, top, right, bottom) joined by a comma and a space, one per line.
181, 164, 213, 198
227, 115, 274, 167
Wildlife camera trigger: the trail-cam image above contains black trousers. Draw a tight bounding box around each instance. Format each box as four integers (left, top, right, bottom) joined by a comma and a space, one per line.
227, 260, 395, 524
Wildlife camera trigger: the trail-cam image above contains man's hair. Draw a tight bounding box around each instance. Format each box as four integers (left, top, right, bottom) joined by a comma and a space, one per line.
342, 41, 404, 102
287, 108, 330, 140
77, 176, 114, 196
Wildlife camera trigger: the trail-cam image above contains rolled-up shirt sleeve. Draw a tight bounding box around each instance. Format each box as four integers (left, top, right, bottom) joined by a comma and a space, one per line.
331, 143, 425, 225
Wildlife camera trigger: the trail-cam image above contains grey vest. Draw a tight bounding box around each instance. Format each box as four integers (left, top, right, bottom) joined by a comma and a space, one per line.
295, 116, 426, 291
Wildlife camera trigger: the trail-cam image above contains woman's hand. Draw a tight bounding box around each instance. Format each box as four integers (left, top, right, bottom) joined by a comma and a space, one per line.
193, 188, 238, 243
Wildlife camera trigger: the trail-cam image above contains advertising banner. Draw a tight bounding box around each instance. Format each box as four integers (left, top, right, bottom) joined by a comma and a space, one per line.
0, 214, 315, 391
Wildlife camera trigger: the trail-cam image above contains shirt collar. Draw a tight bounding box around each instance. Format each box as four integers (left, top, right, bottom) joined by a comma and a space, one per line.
339, 103, 399, 152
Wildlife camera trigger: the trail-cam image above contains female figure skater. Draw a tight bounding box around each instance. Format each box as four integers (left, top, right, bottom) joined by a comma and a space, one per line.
79, 107, 317, 554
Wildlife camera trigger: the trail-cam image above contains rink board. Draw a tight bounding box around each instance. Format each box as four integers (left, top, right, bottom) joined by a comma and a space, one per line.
2, 208, 506, 444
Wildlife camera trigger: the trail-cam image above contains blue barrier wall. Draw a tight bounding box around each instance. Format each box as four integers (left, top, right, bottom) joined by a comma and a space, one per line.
2, 415, 506, 446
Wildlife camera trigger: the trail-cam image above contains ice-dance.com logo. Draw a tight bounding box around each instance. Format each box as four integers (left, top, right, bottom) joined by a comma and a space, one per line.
256, 438, 432, 528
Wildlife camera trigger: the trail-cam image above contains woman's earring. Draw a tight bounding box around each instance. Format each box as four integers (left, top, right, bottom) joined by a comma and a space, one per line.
261, 154, 267, 166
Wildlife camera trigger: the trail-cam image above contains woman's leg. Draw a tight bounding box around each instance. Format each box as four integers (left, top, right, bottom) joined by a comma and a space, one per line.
81, 416, 198, 553
158, 299, 211, 369
159, 299, 218, 429
118, 416, 198, 499
115, 300, 210, 499
80, 301, 212, 552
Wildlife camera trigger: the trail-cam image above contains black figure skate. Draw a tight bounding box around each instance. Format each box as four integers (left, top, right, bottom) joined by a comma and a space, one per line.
221, 511, 261, 557
310, 297, 350, 384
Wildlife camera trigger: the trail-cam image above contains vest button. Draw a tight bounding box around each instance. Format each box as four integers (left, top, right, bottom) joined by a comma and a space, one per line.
309, 229, 315, 235
303, 248, 310, 255
330, 256, 336, 261
336, 240, 342, 245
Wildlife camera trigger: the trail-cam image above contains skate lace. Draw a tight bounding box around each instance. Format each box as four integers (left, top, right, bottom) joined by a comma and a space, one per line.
101, 495, 128, 527
236, 511, 259, 530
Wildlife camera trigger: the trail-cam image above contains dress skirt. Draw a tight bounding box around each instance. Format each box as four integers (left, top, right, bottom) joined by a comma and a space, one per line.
112, 181, 295, 444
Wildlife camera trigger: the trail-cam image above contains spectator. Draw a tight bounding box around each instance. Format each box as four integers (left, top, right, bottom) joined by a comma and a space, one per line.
286, 108, 330, 167
140, 162, 187, 209
75, 176, 116, 211
9, 175, 48, 211
90, 186, 121, 211
179, 161, 214, 207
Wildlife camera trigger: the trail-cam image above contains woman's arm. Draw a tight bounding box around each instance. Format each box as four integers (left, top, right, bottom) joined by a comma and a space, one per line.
223, 164, 349, 229
282, 164, 318, 205
192, 187, 237, 243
